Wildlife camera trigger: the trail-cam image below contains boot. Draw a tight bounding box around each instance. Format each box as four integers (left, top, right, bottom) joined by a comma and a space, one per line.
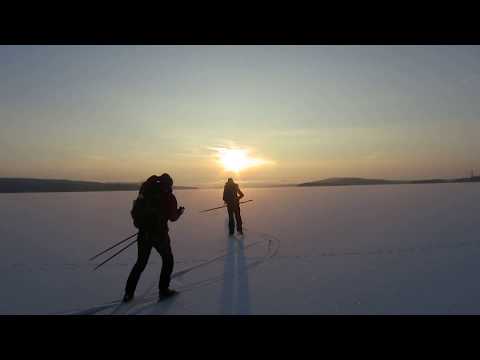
158, 288, 178, 301
122, 293, 134, 303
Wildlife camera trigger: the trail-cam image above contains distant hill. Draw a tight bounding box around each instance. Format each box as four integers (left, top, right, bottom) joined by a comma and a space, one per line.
298, 177, 479, 187
452, 176, 480, 183
0, 178, 197, 193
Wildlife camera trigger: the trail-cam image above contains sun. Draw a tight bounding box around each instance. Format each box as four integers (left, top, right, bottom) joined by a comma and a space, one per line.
215, 148, 268, 173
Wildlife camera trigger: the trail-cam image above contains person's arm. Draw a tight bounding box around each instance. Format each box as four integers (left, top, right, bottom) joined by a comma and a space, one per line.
237, 186, 244, 200
223, 186, 228, 203
168, 194, 184, 221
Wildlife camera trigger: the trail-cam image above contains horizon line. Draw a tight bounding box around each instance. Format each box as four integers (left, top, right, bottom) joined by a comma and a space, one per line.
1, 174, 479, 189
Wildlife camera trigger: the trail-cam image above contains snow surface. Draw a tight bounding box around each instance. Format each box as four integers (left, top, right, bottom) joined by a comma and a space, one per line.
1, 183, 480, 314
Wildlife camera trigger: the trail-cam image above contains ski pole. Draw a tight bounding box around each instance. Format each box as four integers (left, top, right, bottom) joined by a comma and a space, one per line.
89, 232, 138, 261
199, 199, 253, 213
93, 238, 138, 271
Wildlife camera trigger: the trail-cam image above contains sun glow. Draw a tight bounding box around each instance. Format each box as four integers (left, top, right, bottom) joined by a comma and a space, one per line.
215, 148, 269, 173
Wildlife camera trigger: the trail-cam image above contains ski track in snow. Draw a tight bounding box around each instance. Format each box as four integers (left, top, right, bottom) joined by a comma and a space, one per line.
15, 233, 480, 276
12, 225, 480, 281
59, 228, 280, 315
48, 229, 480, 314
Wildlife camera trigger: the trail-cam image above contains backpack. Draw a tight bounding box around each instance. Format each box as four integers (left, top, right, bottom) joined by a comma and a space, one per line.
131, 176, 160, 230
131, 196, 157, 230
223, 182, 238, 204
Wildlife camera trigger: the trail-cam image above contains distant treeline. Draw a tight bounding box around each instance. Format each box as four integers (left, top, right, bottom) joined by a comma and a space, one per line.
0, 178, 197, 193
298, 177, 480, 187
2, 176, 479, 193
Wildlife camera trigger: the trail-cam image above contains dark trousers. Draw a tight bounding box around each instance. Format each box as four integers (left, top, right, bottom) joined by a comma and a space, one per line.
125, 231, 174, 296
227, 203, 243, 233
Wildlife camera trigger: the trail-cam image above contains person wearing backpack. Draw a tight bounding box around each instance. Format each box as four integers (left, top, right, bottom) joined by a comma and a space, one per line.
124, 173, 185, 303
223, 177, 244, 235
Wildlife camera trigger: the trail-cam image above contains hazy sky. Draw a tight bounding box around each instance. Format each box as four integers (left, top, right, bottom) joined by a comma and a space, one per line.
1, 45, 479, 185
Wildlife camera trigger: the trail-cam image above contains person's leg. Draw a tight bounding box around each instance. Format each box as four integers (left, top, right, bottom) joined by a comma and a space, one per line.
234, 205, 243, 233
227, 205, 235, 234
125, 232, 153, 298
153, 233, 174, 294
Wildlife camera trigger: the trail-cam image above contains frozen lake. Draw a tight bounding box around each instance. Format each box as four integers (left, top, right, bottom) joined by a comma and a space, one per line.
1, 183, 480, 314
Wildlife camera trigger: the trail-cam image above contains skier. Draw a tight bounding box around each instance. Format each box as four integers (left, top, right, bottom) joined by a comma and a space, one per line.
124, 173, 185, 303
223, 178, 244, 235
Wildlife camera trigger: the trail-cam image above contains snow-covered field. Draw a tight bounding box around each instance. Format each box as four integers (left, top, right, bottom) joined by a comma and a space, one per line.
1, 184, 480, 315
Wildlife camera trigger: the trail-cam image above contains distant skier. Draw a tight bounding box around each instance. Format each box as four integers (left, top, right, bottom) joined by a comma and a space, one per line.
223, 178, 244, 235
124, 173, 185, 303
